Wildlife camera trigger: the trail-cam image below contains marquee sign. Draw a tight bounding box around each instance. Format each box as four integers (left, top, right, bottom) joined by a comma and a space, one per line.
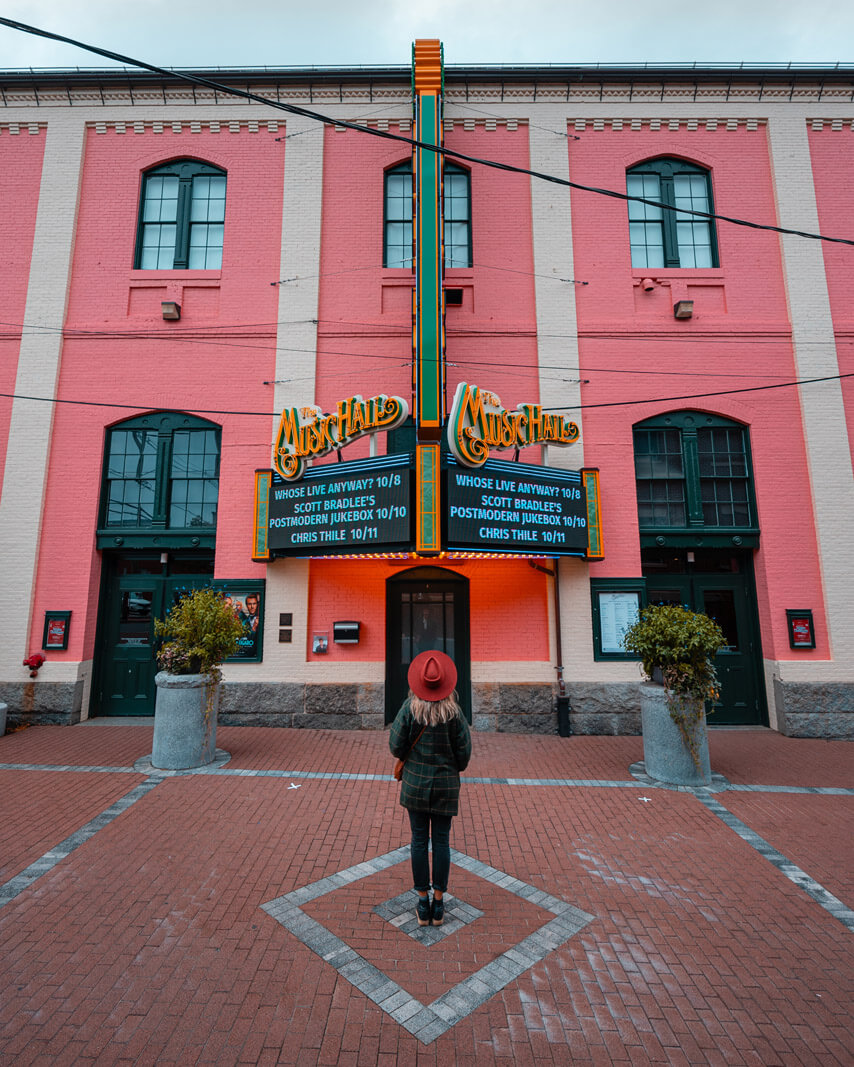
448, 383, 580, 468
273, 394, 409, 481
260, 454, 411, 557
447, 456, 591, 556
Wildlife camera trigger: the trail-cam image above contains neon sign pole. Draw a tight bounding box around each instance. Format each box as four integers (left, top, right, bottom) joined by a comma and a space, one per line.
412, 39, 444, 554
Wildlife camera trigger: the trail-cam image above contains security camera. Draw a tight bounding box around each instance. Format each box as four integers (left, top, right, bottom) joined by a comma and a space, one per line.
641, 277, 656, 292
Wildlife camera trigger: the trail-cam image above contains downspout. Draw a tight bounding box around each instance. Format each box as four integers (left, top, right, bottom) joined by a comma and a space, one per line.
529, 558, 571, 734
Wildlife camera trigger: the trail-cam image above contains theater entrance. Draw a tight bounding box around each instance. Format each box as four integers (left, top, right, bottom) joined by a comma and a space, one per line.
385, 567, 471, 724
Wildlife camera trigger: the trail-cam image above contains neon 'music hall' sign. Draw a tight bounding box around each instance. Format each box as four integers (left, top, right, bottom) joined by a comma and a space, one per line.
448, 383, 580, 467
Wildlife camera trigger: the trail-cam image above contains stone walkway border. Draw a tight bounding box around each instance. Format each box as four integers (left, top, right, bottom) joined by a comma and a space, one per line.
261, 847, 595, 1045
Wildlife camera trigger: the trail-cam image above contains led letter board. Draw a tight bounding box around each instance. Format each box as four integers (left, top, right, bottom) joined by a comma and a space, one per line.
446, 457, 589, 556
266, 454, 411, 556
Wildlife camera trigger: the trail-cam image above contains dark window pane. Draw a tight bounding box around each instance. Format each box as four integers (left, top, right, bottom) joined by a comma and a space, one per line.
702, 589, 739, 650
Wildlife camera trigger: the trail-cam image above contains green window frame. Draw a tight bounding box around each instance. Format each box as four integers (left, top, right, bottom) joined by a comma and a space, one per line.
136, 160, 226, 270
99, 413, 221, 548
383, 160, 472, 269
633, 412, 757, 538
626, 158, 718, 269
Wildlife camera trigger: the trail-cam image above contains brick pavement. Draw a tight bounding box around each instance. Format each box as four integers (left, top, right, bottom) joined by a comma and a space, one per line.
0, 723, 852, 1065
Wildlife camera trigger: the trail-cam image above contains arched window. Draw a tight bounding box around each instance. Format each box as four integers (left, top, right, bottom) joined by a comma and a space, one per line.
383, 160, 472, 269
136, 160, 226, 270
626, 158, 717, 269
633, 412, 755, 531
101, 413, 220, 533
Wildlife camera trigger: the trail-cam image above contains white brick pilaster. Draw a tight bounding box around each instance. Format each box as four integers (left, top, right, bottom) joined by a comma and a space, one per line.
767, 115, 854, 677
0, 115, 86, 672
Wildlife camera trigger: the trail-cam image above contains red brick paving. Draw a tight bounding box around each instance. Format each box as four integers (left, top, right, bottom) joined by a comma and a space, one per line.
0, 769, 147, 883
0, 725, 852, 1065
717, 792, 854, 906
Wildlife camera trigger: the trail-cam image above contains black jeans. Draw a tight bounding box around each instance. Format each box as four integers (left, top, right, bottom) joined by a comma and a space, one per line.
407, 809, 453, 893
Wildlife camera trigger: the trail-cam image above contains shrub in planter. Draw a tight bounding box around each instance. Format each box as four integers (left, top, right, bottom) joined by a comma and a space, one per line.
152, 589, 246, 770
622, 604, 727, 770
155, 587, 245, 681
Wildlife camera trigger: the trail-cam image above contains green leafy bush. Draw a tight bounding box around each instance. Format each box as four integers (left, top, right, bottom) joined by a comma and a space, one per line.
622, 603, 726, 705
154, 588, 245, 678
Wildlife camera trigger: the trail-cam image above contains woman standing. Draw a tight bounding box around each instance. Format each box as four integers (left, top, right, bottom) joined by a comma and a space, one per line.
389, 650, 472, 926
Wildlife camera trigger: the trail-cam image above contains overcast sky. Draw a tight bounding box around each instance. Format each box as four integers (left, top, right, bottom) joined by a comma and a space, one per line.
0, 1, 851, 71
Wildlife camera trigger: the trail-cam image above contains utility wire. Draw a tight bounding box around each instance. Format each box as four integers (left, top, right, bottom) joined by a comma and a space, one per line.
2, 16, 854, 248
3, 372, 850, 419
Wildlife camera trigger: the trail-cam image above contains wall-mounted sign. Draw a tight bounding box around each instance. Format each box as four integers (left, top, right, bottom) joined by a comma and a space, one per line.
446, 456, 589, 556
273, 394, 409, 481
448, 383, 580, 468
786, 609, 815, 649
264, 454, 411, 556
598, 592, 640, 653
42, 611, 71, 651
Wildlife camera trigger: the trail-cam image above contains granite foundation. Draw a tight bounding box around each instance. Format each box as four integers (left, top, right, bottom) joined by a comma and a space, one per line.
0, 681, 83, 730
773, 680, 854, 739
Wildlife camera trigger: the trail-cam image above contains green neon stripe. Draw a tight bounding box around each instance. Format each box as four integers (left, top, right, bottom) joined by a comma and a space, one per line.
585, 474, 602, 557
415, 92, 443, 429
255, 472, 271, 558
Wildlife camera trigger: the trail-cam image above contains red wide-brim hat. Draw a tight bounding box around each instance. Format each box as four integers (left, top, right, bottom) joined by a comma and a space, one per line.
407, 650, 458, 702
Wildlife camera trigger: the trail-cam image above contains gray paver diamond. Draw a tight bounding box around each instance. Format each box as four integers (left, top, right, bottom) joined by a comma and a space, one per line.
261, 847, 594, 1044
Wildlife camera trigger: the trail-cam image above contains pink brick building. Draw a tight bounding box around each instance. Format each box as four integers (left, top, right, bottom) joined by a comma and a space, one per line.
0, 53, 851, 737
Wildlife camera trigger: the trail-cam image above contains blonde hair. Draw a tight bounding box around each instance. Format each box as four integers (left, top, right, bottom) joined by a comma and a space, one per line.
409, 689, 461, 726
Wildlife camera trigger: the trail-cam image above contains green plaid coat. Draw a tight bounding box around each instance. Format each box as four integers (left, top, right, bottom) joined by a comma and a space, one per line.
389, 700, 472, 816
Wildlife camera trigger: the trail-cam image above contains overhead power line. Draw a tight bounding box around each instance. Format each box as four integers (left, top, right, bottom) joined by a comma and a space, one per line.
2, 372, 850, 419
2, 16, 854, 248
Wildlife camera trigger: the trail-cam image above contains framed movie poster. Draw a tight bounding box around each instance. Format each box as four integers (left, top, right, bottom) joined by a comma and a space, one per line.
43, 611, 71, 651
214, 581, 266, 662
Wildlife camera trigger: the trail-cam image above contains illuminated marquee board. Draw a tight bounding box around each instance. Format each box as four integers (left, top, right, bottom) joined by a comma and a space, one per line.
266, 454, 411, 556
446, 456, 589, 556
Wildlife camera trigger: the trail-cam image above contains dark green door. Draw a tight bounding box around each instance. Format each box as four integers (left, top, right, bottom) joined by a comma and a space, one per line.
645, 564, 764, 726
95, 553, 214, 716
386, 567, 471, 724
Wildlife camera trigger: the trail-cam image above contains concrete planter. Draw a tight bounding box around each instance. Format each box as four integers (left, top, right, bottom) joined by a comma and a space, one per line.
640, 682, 711, 787
151, 672, 220, 770
0, 702, 7, 737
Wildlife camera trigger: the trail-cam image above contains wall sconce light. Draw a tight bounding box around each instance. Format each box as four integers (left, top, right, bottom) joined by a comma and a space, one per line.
161, 301, 181, 321
673, 300, 694, 320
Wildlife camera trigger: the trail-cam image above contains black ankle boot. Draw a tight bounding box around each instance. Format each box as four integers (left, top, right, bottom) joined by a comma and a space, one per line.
416, 897, 432, 926
431, 896, 444, 925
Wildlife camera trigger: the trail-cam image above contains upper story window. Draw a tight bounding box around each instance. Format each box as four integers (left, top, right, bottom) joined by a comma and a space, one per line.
626, 158, 717, 269
634, 412, 754, 531
383, 160, 472, 269
136, 160, 226, 270
102, 413, 220, 530
443, 163, 472, 268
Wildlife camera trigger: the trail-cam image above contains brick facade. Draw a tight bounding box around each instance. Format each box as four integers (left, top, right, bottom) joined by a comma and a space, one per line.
0, 60, 851, 736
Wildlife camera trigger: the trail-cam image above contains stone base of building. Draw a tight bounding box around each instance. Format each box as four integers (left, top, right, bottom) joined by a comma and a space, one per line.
218, 682, 387, 730
0, 680, 83, 732
217, 680, 644, 735
773, 680, 854, 739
